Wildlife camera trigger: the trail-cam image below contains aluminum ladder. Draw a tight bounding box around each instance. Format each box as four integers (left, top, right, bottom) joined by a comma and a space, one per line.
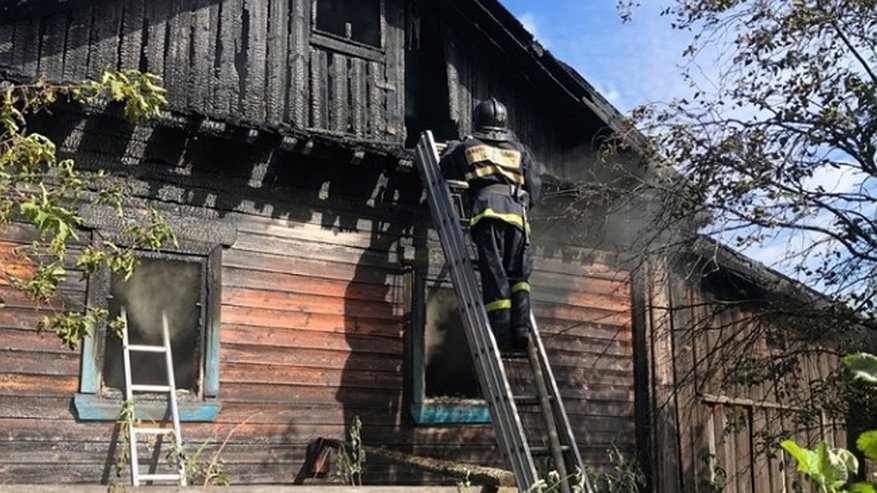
414, 131, 593, 493
120, 307, 187, 487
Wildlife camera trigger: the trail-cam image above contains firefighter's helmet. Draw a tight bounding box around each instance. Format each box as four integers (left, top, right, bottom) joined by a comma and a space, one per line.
473, 98, 508, 131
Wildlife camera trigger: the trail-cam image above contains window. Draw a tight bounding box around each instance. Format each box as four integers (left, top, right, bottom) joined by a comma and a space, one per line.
410, 274, 489, 424
103, 257, 202, 392
74, 247, 222, 422
313, 0, 382, 47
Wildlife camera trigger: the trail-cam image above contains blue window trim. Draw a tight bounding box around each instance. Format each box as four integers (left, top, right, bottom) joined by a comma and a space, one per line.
410, 402, 491, 425
74, 245, 223, 422
409, 273, 490, 425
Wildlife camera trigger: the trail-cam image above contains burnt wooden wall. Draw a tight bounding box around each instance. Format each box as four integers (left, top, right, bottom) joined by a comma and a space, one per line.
642, 261, 845, 493
0, 0, 406, 140
0, 0, 639, 485
0, 102, 635, 483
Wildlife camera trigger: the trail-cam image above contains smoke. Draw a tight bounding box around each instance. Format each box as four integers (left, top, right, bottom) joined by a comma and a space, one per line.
536, 141, 683, 260
103, 257, 202, 391
423, 285, 478, 398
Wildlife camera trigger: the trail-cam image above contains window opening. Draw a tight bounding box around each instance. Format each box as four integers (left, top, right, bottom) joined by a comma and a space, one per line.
315, 0, 381, 47
102, 257, 204, 395
423, 284, 479, 399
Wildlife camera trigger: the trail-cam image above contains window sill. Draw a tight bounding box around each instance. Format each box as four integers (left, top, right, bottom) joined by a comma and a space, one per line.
411, 402, 491, 425
74, 393, 222, 422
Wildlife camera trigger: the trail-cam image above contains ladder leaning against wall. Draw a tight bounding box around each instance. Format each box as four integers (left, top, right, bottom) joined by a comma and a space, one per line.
414, 130, 593, 493
120, 307, 187, 487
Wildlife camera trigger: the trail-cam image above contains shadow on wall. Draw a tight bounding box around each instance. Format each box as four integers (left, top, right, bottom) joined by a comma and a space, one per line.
26, 104, 432, 482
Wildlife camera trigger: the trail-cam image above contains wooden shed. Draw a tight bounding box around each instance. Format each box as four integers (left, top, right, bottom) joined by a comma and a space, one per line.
0, 0, 850, 490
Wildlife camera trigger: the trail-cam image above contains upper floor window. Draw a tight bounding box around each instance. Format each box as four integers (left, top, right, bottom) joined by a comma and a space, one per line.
314, 0, 382, 47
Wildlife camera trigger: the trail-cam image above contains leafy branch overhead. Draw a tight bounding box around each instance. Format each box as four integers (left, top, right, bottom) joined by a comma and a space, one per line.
614, 0, 877, 313
0, 70, 176, 349
606, 0, 877, 476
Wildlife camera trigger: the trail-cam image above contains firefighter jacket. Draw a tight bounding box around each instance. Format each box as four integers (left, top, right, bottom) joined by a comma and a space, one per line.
438, 130, 541, 232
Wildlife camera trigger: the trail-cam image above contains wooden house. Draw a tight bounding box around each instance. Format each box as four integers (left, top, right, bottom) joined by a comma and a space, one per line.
0, 0, 849, 490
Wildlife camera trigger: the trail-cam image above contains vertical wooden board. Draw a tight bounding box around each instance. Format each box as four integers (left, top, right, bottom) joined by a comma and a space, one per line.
383, 0, 404, 141
764, 408, 785, 493
715, 405, 739, 493
88, 1, 123, 79
287, 0, 309, 126
40, 14, 68, 78
119, 0, 145, 70
456, 35, 472, 136
309, 48, 327, 128
735, 407, 753, 493
206, 1, 221, 113
329, 52, 348, 133
216, 0, 242, 118
165, 0, 192, 111
671, 281, 698, 492
0, 23, 13, 68
243, 0, 267, 121
443, 36, 460, 126
265, 0, 289, 124
367, 60, 384, 136
350, 57, 366, 136
144, 0, 169, 79
61, 26, 89, 82
12, 18, 40, 77
190, 0, 215, 113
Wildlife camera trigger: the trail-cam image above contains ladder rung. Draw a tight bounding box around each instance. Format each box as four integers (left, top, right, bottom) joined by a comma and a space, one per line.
130, 384, 172, 392
513, 394, 554, 405
133, 426, 173, 435
530, 445, 572, 456
137, 473, 182, 481
501, 350, 529, 359
126, 344, 167, 353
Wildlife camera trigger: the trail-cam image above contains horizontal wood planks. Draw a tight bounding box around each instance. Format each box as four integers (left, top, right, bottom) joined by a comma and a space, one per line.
0, 0, 404, 143
0, 107, 638, 484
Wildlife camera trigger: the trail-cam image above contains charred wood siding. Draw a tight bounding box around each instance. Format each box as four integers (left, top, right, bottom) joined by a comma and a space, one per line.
0, 105, 635, 483
0, 0, 405, 142
440, 23, 568, 170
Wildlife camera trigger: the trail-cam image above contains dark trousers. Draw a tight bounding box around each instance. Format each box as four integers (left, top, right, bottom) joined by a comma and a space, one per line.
471, 219, 532, 348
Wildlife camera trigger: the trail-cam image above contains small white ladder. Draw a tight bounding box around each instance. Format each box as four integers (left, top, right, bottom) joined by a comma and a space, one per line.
120, 307, 187, 487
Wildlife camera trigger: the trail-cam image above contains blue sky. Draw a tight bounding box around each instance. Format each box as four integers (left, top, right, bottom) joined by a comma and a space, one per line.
497, 3, 874, 287
499, 1, 694, 113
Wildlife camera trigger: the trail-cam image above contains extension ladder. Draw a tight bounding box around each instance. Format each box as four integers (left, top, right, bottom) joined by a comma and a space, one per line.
414, 131, 592, 493
120, 307, 187, 487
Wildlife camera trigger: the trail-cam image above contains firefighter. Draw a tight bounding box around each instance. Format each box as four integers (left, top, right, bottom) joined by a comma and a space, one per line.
439, 97, 541, 352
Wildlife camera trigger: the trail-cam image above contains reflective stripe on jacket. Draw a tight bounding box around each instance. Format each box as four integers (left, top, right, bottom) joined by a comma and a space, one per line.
438, 132, 540, 231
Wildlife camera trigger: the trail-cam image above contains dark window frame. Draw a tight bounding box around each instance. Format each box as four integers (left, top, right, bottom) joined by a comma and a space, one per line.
74, 241, 222, 422
409, 271, 490, 425
311, 0, 386, 52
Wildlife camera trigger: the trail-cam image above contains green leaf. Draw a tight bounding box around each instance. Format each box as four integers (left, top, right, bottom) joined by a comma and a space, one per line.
856, 431, 877, 462
851, 483, 877, 493
843, 353, 877, 384
781, 440, 817, 475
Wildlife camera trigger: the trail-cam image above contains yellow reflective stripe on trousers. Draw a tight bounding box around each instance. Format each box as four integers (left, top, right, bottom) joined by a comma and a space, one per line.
485, 298, 511, 312
465, 165, 525, 184
511, 282, 530, 293
464, 145, 522, 168
470, 208, 530, 234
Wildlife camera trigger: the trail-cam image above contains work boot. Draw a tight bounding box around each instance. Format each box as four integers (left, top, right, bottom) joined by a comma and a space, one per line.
513, 325, 530, 351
